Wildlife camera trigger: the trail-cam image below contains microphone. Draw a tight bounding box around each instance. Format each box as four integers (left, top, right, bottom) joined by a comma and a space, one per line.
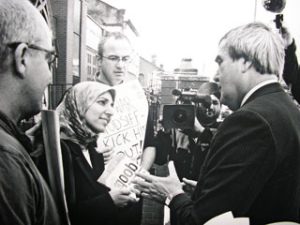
262, 0, 286, 29
262, 0, 286, 13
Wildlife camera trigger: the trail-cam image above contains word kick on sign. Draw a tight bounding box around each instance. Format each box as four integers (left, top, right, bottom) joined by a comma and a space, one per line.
103, 126, 146, 147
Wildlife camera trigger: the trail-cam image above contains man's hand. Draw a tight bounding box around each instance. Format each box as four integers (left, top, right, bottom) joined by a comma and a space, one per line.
280, 22, 293, 48
194, 116, 205, 133
25, 121, 42, 144
132, 161, 184, 203
182, 178, 197, 196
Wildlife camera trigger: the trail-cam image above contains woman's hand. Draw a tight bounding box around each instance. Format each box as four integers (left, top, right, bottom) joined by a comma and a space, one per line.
132, 161, 184, 202
109, 188, 136, 208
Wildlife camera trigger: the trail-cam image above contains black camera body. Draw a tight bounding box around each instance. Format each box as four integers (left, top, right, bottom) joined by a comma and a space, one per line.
262, 0, 286, 13
163, 104, 195, 130
274, 13, 284, 29
162, 88, 216, 130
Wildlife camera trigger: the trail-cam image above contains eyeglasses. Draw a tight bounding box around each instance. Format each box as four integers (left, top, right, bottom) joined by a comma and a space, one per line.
102, 55, 132, 64
7, 42, 58, 66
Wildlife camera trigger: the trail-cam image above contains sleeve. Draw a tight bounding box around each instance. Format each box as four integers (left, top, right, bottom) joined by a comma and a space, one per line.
143, 112, 155, 148
169, 110, 277, 225
198, 127, 214, 143
73, 192, 118, 224
0, 148, 36, 225
283, 40, 300, 103
153, 131, 172, 165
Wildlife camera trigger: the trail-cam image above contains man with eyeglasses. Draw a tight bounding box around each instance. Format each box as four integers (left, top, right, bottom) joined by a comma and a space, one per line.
95, 32, 156, 225
0, 0, 60, 224
95, 32, 156, 172
8, 42, 58, 69
95, 32, 132, 86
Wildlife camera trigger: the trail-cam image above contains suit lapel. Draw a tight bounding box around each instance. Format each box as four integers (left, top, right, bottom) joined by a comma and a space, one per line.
67, 141, 101, 185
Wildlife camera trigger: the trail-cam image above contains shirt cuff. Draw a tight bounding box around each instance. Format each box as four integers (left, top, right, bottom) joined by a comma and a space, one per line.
165, 189, 185, 206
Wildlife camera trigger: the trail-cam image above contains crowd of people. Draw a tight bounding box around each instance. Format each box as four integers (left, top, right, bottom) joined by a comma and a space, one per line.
1, 0, 300, 225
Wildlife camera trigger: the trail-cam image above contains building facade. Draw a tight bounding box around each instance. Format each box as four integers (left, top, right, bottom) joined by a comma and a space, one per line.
30, 0, 211, 122
30, 0, 140, 108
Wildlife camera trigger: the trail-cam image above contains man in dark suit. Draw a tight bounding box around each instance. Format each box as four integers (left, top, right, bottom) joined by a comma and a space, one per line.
133, 22, 300, 225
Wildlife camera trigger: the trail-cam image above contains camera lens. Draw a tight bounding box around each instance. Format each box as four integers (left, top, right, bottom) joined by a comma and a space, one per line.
173, 109, 187, 124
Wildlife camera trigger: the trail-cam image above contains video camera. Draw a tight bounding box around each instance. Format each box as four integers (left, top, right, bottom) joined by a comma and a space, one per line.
163, 82, 220, 130
172, 88, 212, 108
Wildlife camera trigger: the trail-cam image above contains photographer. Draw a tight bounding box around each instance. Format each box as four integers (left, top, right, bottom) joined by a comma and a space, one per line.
280, 23, 300, 104
262, 0, 300, 104
154, 82, 221, 181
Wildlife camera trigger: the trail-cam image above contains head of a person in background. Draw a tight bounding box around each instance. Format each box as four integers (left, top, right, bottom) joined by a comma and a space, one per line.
95, 32, 133, 86
214, 22, 285, 111
0, 0, 55, 122
56, 81, 115, 148
197, 81, 221, 121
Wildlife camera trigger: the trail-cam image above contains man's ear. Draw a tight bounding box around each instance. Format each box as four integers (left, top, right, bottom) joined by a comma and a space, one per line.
240, 58, 252, 73
94, 70, 101, 81
13, 43, 28, 78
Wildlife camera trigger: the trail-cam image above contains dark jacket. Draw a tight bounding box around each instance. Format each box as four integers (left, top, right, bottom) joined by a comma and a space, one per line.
283, 40, 300, 104
170, 83, 300, 225
61, 140, 118, 225
0, 112, 60, 225
61, 140, 143, 225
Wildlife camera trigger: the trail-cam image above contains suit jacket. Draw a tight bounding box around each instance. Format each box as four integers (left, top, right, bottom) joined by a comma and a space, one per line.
170, 83, 300, 225
61, 140, 118, 225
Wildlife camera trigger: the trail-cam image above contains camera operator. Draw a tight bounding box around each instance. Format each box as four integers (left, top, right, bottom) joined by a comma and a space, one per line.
154, 82, 221, 182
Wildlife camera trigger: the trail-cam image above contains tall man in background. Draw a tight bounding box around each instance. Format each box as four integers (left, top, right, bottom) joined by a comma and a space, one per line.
133, 22, 300, 225
95, 32, 156, 225
0, 0, 60, 224
95, 32, 155, 171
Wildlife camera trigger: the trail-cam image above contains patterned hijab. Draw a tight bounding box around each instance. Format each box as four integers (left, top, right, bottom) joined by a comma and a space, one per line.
56, 81, 115, 149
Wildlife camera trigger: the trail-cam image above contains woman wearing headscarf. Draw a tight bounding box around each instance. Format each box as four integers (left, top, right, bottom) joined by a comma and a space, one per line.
56, 81, 135, 225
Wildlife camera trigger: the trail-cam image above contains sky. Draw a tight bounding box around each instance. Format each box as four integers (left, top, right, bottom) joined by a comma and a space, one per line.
103, 0, 300, 79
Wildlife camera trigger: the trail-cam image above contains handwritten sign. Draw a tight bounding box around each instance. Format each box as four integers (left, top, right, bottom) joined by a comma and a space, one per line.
98, 153, 148, 199
97, 80, 149, 164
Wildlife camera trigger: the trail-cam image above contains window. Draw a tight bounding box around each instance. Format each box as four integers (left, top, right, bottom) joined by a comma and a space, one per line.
72, 34, 80, 77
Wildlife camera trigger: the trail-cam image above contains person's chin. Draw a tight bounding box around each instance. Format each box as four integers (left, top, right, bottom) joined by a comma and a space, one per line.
114, 77, 124, 85
95, 127, 105, 133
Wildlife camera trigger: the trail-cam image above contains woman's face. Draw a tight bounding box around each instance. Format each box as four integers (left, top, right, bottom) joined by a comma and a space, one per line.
85, 92, 114, 133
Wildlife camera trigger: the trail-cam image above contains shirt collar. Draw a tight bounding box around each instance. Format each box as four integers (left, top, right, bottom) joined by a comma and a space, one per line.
0, 111, 33, 152
240, 79, 278, 107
